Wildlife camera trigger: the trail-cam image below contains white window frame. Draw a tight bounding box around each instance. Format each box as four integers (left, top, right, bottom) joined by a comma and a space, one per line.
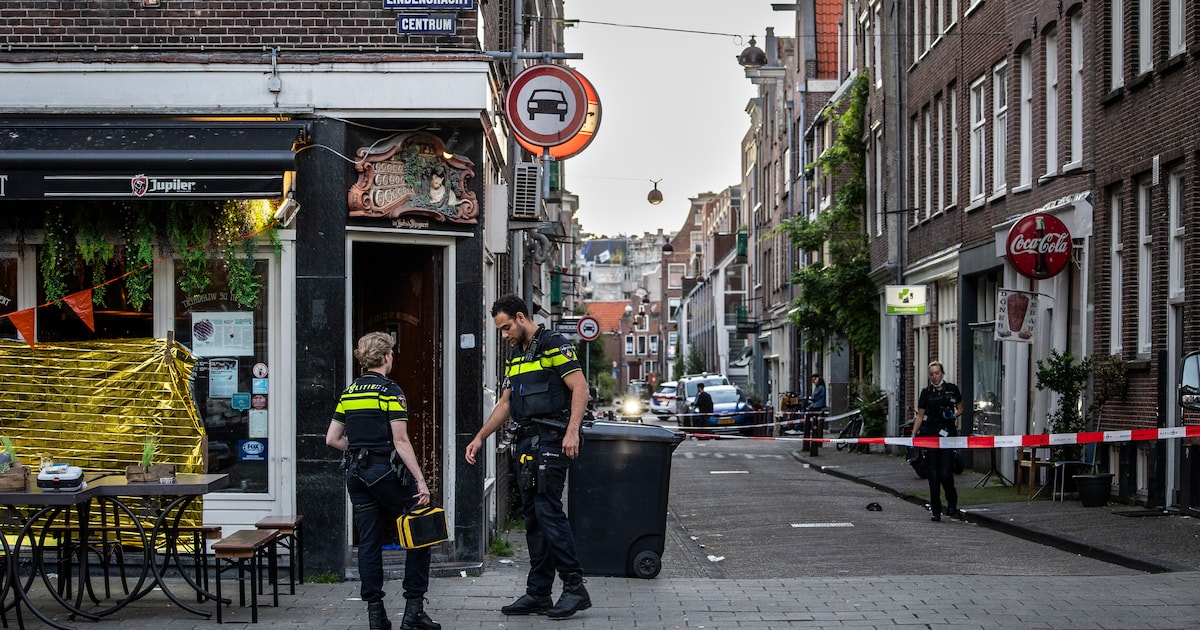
950, 88, 959, 204
924, 106, 933, 217
937, 94, 946, 211
969, 77, 987, 202
992, 61, 1008, 194
624, 334, 635, 356
1169, 0, 1185, 57
1110, 192, 1123, 354
1168, 169, 1185, 301
1068, 15, 1083, 169
1019, 50, 1033, 188
1044, 29, 1059, 178
913, 1, 922, 64
937, 280, 959, 385
874, 7, 883, 87
913, 117, 922, 223
875, 128, 885, 236
1137, 179, 1152, 355
1138, 0, 1152, 75
1111, 0, 1125, 90
925, 0, 934, 52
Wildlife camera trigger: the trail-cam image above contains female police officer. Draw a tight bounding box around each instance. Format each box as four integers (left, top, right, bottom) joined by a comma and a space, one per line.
465, 294, 592, 619
326, 332, 439, 630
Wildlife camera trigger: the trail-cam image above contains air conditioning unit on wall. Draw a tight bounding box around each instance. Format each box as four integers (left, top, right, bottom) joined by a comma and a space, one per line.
511, 162, 540, 220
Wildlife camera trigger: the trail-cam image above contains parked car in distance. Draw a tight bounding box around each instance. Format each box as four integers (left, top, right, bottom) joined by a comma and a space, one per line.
674, 373, 732, 416
681, 385, 756, 433
649, 381, 677, 417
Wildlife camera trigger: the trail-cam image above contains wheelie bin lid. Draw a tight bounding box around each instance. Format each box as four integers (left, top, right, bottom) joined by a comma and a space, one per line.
582, 421, 686, 448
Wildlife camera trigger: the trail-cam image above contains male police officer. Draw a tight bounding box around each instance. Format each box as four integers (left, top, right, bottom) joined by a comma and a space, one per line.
465, 294, 591, 619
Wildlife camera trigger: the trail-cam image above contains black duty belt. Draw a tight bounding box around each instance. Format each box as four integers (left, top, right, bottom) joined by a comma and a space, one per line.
513, 419, 565, 439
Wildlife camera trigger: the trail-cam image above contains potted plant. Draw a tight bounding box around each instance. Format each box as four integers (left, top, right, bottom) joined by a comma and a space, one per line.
0, 436, 28, 492
126, 436, 176, 482
1035, 349, 1092, 462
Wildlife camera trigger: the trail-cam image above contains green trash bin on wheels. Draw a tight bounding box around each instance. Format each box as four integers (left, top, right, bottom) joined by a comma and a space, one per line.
567, 421, 685, 579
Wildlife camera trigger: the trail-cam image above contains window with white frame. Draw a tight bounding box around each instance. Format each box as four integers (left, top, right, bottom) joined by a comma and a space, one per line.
862, 11, 873, 79
936, 0, 945, 37
925, 0, 934, 52
924, 106, 933, 217
949, 0, 958, 28
1069, 15, 1083, 168
913, 116, 922, 222
668, 263, 685, 289
625, 334, 634, 356
1020, 50, 1033, 187
1110, 190, 1123, 353
1138, 0, 1152, 75
649, 335, 659, 355
950, 87, 959, 204
668, 298, 680, 320
993, 61, 1008, 193
875, 129, 885, 235
1168, 169, 1185, 301
637, 335, 647, 355
1044, 29, 1059, 177
969, 77, 987, 201
913, 1, 922, 64
1111, 0, 1125, 90
937, 94, 946, 211
846, 9, 857, 73
866, 131, 875, 236
913, 312, 930, 399
937, 280, 959, 385
1137, 179, 1152, 355
874, 7, 883, 86
1169, 0, 1185, 57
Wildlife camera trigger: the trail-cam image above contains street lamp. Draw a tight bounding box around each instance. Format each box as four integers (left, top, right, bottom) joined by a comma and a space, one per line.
647, 180, 664, 205
737, 35, 767, 69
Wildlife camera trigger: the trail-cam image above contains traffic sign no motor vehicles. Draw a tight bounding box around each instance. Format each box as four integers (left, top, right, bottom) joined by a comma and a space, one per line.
577, 316, 600, 341
504, 64, 588, 148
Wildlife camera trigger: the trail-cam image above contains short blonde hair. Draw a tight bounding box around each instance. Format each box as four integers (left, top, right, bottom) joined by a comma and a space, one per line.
354, 332, 393, 370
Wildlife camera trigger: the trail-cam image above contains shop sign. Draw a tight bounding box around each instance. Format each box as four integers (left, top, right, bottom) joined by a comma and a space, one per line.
885, 285, 927, 315
348, 131, 478, 225
396, 14, 456, 34
385, 0, 473, 8
1, 172, 284, 200
995, 289, 1038, 343
1005, 212, 1071, 280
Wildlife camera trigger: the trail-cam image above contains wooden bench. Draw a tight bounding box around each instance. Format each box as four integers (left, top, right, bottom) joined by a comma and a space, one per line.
212, 528, 279, 623
255, 514, 303, 595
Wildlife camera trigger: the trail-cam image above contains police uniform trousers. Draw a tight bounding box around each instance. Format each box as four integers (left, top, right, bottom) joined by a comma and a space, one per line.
923, 447, 958, 516
346, 460, 431, 603
515, 429, 583, 596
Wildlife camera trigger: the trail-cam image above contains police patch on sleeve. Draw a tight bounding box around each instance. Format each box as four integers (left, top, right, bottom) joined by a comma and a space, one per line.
559, 344, 577, 361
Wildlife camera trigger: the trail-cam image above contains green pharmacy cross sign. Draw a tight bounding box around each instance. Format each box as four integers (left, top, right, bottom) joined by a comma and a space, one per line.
885, 285, 928, 315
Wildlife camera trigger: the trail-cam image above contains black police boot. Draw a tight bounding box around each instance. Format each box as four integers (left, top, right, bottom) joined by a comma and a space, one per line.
501, 593, 553, 615
400, 598, 440, 630
546, 572, 591, 619
367, 600, 392, 630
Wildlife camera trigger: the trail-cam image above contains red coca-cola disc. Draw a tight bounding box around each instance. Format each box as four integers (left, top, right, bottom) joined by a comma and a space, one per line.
1005, 212, 1072, 280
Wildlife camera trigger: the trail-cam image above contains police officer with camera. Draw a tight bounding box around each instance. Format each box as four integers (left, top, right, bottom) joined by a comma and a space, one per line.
911, 361, 963, 521
465, 294, 592, 619
326, 332, 439, 630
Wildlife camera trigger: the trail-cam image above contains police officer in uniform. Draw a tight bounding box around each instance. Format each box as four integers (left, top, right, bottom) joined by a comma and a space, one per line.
911, 360, 963, 522
465, 294, 592, 619
326, 332, 439, 630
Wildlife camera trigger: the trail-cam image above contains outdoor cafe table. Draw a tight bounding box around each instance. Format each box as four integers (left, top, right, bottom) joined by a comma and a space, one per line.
1, 472, 228, 629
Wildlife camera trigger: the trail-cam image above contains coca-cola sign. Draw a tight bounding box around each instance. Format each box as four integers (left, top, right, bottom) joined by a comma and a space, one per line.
1006, 212, 1072, 279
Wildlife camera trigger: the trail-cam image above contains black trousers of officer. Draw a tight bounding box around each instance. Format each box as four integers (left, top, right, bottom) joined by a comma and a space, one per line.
515, 429, 583, 596
923, 448, 958, 516
346, 460, 431, 603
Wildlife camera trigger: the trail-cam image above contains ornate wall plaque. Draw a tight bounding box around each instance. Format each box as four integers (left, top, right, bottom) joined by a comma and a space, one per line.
348, 131, 478, 224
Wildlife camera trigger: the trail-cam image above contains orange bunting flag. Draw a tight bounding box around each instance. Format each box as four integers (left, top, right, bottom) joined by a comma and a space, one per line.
62, 289, 96, 331
7, 307, 36, 350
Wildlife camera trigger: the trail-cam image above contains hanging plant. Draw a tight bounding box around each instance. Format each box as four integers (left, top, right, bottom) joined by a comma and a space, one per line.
39, 209, 76, 303
77, 212, 115, 306
121, 205, 156, 311
167, 203, 213, 298
218, 201, 262, 309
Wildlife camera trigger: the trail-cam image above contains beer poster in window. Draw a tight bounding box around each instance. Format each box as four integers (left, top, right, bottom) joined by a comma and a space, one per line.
190, 312, 255, 357
995, 289, 1038, 343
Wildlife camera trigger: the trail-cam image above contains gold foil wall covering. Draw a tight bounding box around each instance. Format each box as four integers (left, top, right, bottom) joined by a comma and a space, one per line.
0, 338, 206, 529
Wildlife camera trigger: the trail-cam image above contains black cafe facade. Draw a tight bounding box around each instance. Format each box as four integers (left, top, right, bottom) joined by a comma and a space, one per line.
0, 110, 495, 575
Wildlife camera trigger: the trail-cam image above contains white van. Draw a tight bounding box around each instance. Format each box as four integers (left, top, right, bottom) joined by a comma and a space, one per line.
674, 373, 732, 416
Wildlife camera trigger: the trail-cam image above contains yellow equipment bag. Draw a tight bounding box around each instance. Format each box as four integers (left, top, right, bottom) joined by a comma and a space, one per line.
396, 506, 448, 549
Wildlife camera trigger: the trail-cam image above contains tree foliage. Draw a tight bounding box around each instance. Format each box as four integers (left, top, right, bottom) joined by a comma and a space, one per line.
777, 73, 878, 357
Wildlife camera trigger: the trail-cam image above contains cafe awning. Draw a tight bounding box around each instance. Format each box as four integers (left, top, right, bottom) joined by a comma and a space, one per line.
0, 119, 310, 200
